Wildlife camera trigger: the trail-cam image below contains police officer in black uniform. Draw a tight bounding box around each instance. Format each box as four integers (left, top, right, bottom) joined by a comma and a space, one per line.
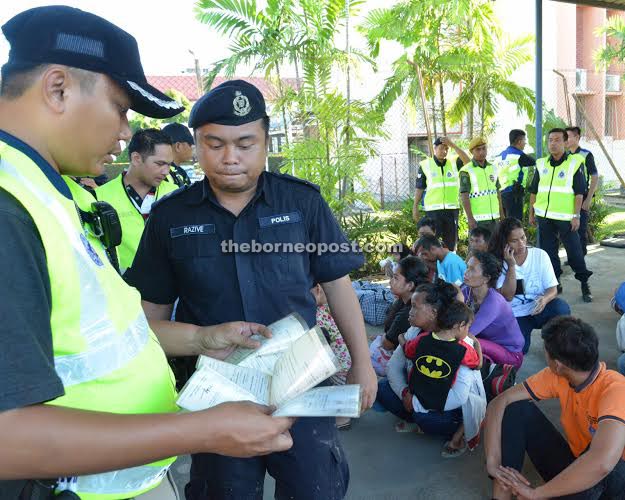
161, 122, 194, 187
126, 80, 377, 500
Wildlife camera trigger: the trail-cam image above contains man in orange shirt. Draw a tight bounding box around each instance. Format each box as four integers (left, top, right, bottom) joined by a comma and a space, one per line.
484, 316, 625, 499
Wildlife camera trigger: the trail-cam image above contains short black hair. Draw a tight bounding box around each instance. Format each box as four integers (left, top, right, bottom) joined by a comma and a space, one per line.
469, 226, 491, 243
565, 126, 582, 137
415, 280, 460, 320
417, 216, 436, 231
437, 300, 474, 331
397, 256, 430, 289
128, 128, 173, 160
0, 63, 97, 99
541, 316, 599, 371
509, 129, 526, 146
416, 234, 442, 251
470, 251, 502, 288
548, 128, 568, 141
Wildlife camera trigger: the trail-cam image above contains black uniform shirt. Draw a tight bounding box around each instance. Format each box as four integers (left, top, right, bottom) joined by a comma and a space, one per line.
125, 172, 364, 328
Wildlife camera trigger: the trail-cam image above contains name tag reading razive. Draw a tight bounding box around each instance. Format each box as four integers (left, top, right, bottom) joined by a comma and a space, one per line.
170, 224, 216, 238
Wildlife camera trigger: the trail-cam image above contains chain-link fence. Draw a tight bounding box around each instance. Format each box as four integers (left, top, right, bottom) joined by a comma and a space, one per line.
549, 67, 625, 192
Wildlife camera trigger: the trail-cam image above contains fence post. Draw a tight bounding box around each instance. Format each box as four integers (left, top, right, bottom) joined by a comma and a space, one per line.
394, 157, 398, 205
380, 157, 385, 209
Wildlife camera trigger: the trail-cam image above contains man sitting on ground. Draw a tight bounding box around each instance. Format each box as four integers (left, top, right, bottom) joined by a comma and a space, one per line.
416, 235, 466, 286
468, 226, 491, 260
485, 316, 625, 499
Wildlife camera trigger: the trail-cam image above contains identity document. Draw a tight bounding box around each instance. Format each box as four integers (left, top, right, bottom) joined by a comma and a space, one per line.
176, 313, 361, 417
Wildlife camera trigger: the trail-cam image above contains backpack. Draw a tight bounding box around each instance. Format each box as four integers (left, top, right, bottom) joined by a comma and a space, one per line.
351, 280, 396, 326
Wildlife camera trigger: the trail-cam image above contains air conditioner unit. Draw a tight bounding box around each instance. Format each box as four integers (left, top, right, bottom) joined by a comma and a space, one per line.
606, 74, 621, 92
576, 69, 587, 92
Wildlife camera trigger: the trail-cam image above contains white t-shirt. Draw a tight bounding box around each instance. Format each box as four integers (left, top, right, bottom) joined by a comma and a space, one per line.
496, 247, 559, 317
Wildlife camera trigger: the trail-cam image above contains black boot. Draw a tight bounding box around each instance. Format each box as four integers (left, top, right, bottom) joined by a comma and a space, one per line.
557, 280, 563, 294
582, 281, 593, 303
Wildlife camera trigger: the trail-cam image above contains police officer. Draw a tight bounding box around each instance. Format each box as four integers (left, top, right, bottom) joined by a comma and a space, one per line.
413, 137, 470, 251
0, 7, 294, 500
459, 137, 503, 234
125, 79, 378, 500
96, 128, 178, 273
494, 129, 536, 221
162, 122, 194, 187
529, 128, 593, 302
566, 126, 599, 256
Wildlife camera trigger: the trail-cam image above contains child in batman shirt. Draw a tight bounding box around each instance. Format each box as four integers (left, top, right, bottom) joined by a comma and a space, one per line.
403, 300, 482, 412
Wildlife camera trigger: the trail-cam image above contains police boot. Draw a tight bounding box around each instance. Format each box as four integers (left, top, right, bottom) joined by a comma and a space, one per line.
557, 280, 563, 295
581, 282, 593, 303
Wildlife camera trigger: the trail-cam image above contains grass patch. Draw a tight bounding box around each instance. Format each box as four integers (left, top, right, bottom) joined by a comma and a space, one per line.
599, 206, 625, 239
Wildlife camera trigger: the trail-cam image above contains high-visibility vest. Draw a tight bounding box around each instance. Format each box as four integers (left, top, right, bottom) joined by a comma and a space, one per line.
493, 146, 529, 191
96, 174, 177, 272
420, 157, 460, 210
0, 139, 178, 499
570, 148, 591, 192
534, 155, 584, 221
459, 161, 500, 221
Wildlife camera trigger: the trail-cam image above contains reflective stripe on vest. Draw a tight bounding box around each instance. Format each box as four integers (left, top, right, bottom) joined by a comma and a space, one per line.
2, 160, 150, 387
420, 157, 459, 210
494, 153, 521, 190
0, 144, 177, 500
460, 162, 499, 221
533, 156, 582, 221
96, 175, 177, 273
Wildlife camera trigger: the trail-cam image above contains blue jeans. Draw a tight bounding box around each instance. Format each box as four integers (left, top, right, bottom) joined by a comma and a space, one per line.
376, 379, 462, 440
618, 353, 625, 376
516, 297, 571, 354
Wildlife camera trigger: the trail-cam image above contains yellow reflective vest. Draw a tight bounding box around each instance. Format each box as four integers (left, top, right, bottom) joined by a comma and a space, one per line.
96, 174, 177, 272
534, 155, 584, 221
0, 138, 178, 499
459, 161, 500, 221
419, 157, 460, 210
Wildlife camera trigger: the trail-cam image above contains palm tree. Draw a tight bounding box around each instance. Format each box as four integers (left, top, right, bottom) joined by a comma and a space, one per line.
446, 33, 535, 137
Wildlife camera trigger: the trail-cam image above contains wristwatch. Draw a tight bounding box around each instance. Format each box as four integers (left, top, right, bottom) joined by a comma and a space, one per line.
572, 214, 580, 218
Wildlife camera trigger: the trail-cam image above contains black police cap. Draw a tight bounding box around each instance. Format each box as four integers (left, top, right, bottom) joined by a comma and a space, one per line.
1, 6, 184, 119
162, 123, 194, 145
188, 79, 268, 129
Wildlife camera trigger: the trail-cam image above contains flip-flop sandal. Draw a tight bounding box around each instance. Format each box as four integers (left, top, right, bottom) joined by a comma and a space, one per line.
441, 441, 467, 458
394, 420, 423, 433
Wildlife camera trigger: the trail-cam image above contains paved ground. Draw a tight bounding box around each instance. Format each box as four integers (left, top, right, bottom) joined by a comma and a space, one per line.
170, 244, 625, 499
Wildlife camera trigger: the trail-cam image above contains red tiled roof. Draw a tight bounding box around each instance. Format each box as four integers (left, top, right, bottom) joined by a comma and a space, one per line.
146, 75, 299, 102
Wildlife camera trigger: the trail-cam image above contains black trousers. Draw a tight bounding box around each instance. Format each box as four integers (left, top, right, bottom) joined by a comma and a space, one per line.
537, 217, 592, 283
501, 401, 625, 499
580, 208, 590, 256
426, 209, 459, 251
501, 188, 524, 221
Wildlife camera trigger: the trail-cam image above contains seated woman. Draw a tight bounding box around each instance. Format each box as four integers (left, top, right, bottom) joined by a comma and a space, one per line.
380, 242, 412, 279
369, 256, 430, 376
462, 251, 525, 370
378, 281, 486, 457
489, 218, 571, 354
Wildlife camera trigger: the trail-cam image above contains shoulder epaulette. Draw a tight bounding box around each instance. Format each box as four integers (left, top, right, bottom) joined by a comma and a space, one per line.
266, 171, 321, 192
151, 184, 191, 211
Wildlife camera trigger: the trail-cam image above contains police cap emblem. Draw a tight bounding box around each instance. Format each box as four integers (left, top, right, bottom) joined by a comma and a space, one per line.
233, 91, 251, 117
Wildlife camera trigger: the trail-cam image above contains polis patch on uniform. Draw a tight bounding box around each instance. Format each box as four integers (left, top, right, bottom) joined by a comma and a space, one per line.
80, 233, 104, 267
558, 170, 566, 178
170, 224, 216, 238
447, 171, 453, 178
258, 211, 302, 228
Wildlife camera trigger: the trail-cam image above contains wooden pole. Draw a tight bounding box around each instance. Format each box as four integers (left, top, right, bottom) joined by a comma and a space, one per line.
572, 94, 625, 189
408, 60, 434, 157
553, 70, 572, 126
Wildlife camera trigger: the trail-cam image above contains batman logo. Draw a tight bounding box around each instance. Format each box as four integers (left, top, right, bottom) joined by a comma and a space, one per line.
415, 355, 452, 379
